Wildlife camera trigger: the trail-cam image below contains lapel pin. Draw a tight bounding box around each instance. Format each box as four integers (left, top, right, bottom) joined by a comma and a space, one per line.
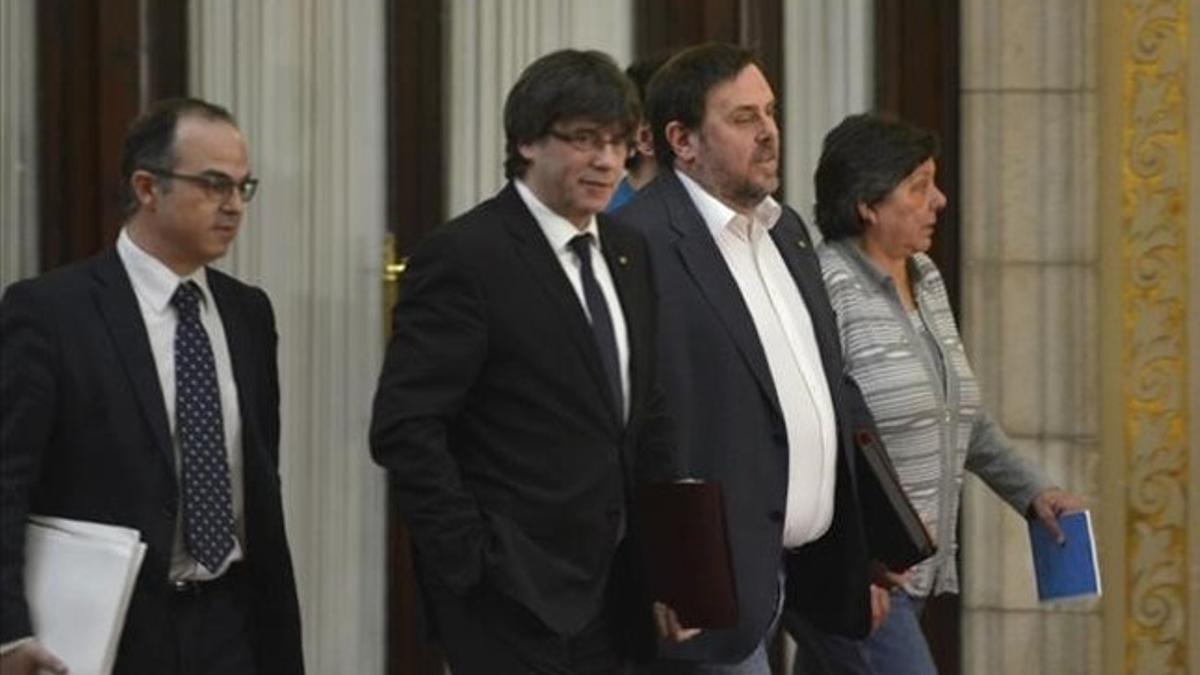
797, 239, 807, 249
618, 255, 629, 267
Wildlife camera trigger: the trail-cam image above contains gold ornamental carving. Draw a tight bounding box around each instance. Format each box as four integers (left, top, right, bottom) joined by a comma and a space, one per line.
1121, 0, 1190, 673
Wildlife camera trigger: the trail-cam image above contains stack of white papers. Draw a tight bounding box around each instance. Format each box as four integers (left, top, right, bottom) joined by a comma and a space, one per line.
24, 516, 147, 675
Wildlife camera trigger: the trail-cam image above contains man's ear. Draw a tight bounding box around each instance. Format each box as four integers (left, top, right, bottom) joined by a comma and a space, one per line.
131, 170, 158, 211
635, 123, 655, 159
664, 121, 695, 163
517, 141, 537, 163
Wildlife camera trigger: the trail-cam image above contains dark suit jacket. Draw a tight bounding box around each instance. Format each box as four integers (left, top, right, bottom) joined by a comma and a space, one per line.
612, 169, 872, 662
369, 183, 673, 655
0, 250, 303, 675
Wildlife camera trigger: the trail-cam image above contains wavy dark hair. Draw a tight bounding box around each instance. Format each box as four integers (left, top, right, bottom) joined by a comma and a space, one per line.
813, 112, 940, 241
503, 49, 640, 179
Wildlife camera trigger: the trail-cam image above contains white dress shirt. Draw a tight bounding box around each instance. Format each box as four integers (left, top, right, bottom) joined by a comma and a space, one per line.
677, 171, 838, 548
515, 180, 631, 420
117, 228, 245, 580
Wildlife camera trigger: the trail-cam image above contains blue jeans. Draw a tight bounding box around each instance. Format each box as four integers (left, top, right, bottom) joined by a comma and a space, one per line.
813, 590, 938, 675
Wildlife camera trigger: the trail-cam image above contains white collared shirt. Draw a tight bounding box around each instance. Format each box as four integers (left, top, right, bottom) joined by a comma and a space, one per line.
117, 228, 244, 579
514, 180, 630, 420
677, 171, 838, 548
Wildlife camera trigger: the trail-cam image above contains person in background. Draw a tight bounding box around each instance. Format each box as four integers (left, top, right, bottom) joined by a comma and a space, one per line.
810, 112, 1084, 674
0, 98, 304, 675
606, 54, 670, 212
369, 49, 680, 674
614, 43, 882, 675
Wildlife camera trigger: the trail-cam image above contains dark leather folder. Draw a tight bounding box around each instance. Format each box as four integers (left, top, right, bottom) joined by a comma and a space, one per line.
636, 481, 738, 628
855, 429, 937, 571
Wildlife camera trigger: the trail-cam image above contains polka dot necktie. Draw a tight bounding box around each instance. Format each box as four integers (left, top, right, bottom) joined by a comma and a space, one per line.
171, 281, 235, 572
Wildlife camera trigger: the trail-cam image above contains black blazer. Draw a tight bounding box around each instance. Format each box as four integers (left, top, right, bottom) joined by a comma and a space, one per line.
370, 183, 673, 648
612, 169, 872, 661
0, 250, 303, 675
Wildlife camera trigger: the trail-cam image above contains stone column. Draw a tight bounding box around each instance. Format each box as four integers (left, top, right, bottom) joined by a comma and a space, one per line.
189, 2, 388, 672
959, 1, 1102, 672
0, 0, 38, 288
445, 0, 632, 217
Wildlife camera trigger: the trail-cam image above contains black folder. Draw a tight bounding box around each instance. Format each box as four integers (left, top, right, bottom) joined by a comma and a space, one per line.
854, 429, 937, 571
636, 481, 738, 629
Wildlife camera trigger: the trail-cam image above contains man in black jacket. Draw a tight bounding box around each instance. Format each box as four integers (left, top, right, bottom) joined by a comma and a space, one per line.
612, 43, 877, 674
1, 98, 303, 675
370, 50, 675, 674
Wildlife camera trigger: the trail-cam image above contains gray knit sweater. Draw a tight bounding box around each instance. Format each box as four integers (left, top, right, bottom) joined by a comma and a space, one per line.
819, 240, 1051, 597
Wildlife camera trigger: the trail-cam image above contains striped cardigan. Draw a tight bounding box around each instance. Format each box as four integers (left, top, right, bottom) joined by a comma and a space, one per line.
819, 240, 1050, 596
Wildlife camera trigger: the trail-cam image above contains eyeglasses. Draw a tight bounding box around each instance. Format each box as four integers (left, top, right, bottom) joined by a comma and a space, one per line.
145, 168, 259, 204
548, 129, 633, 157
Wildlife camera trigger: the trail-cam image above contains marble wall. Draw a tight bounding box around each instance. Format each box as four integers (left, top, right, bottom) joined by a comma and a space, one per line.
959, 1, 1102, 672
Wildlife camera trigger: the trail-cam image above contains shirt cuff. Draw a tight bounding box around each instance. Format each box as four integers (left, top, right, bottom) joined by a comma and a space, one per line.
0, 637, 35, 655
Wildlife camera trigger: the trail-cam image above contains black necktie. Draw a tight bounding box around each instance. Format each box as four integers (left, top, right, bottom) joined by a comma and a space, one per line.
569, 234, 623, 418
171, 282, 235, 572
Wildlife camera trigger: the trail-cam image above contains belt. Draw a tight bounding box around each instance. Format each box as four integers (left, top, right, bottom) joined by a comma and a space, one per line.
170, 563, 245, 596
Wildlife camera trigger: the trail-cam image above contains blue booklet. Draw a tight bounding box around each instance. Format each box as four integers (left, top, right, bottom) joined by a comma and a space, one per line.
1028, 510, 1102, 602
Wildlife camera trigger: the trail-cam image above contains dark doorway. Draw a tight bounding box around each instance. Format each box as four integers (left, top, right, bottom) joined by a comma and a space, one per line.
384, 1, 447, 674
37, 0, 187, 270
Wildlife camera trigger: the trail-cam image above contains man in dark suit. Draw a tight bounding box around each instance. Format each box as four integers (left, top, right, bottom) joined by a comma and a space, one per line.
369, 50, 676, 674
611, 43, 878, 674
0, 99, 303, 675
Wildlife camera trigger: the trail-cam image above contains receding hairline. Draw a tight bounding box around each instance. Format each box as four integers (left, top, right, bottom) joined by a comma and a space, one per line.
167, 115, 249, 169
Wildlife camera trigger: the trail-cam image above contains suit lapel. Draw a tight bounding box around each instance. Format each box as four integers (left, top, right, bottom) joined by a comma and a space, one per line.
498, 185, 622, 424
660, 171, 781, 413
770, 210, 858, 476
92, 250, 174, 475
770, 211, 842, 371
207, 272, 258, 455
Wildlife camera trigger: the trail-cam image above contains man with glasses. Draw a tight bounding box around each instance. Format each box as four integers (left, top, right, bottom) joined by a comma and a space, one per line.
370, 49, 677, 673
0, 98, 303, 675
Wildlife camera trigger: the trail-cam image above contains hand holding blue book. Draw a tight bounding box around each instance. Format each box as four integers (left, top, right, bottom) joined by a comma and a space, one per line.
1028, 509, 1102, 602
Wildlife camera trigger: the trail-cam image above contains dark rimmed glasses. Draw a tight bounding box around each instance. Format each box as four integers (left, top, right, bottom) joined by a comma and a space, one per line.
547, 129, 634, 157
145, 168, 259, 204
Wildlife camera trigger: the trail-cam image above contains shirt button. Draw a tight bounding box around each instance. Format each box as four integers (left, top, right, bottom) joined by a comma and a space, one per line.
943, 411, 952, 422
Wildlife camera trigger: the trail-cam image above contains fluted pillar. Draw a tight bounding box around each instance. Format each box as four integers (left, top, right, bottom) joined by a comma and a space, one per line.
0, 0, 38, 288
189, 2, 388, 673
959, 1, 1102, 672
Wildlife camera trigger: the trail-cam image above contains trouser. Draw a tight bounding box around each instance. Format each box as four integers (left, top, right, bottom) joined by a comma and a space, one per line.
427, 581, 630, 675
166, 564, 258, 675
